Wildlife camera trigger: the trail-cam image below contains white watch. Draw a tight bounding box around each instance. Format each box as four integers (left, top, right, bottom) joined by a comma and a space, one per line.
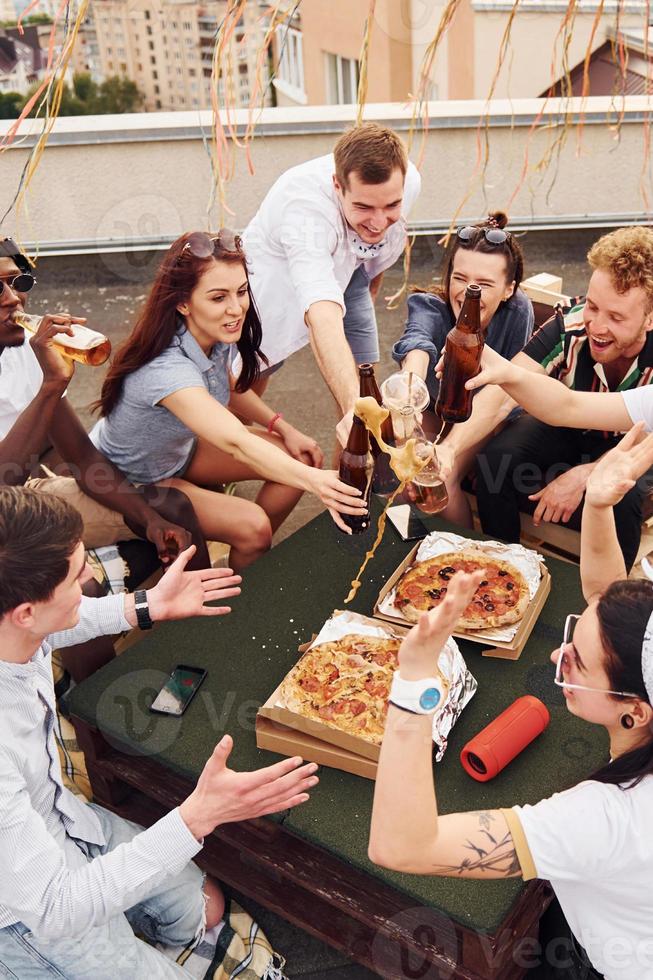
389, 672, 444, 715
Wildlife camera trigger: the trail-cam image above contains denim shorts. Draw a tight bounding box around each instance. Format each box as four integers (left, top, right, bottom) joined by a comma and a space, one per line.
343, 265, 380, 364
0, 804, 205, 979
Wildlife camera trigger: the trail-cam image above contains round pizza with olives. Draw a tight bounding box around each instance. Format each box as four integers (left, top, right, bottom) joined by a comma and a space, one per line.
394, 549, 531, 629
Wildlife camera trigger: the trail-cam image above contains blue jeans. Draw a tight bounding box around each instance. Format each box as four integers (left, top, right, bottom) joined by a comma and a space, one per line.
343, 266, 379, 364
0, 804, 205, 979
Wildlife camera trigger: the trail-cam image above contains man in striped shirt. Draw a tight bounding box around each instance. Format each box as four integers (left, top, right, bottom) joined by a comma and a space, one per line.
0, 486, 318, 978
438, 226, 653, 569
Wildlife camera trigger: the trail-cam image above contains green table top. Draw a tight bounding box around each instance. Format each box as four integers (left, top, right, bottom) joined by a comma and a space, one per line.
69, 508, 608, 934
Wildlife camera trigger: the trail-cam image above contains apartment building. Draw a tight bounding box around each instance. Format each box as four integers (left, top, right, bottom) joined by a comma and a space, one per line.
0, 0, 15, 23
93, 0, 270, 111
271, 0, 649, 106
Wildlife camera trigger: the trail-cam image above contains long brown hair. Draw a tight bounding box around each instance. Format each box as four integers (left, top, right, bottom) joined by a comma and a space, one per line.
412, 211, 525, 306
97, 232, 265, 417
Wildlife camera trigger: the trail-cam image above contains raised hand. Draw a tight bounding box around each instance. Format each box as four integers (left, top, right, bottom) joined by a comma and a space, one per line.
146, 545, 242, 621
463, 345, 519, 391
179, 734, 319, 839
585, 424, 653, 509
398, 570, 484, 680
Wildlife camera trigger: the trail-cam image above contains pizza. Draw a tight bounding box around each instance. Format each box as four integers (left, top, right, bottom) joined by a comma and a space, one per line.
394, 549, 530, 629
279, 634, 404, 745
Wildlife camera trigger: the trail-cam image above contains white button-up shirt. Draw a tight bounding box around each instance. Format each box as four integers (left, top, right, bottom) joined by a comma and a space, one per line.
0, 595, 202, 940
242, 153, 421, 367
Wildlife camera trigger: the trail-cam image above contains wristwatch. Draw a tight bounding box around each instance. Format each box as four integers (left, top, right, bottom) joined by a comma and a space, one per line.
389, 672, 444, 715
134, 589, 153, 631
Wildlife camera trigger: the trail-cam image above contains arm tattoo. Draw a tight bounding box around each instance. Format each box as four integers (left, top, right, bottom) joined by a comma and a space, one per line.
430, 811, 522, 878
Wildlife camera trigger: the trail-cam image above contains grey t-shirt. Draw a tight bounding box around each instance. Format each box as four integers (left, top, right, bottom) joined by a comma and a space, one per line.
91, 327, 233, 484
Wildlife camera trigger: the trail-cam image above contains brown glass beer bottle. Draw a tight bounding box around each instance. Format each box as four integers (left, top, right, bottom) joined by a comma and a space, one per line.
338, 413, 373, 534
435, 283, 483, 424
358, 363, 399, 496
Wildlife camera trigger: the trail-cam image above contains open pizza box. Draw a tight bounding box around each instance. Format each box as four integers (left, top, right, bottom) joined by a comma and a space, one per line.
373, 531, 551, 661
257, 609, 478, 780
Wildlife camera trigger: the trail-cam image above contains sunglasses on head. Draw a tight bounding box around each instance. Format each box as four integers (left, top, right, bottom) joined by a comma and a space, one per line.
457, 225, 510, 247
178, 230, 243, 261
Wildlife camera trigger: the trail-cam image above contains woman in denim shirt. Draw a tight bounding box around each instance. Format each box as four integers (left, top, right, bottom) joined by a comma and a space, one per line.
392, 212, 534, 526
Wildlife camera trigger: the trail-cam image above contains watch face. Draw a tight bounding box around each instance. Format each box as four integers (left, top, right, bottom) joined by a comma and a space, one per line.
419, 687, 441, 711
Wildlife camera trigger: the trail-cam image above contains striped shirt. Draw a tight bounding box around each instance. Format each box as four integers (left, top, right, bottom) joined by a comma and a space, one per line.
0, 595, 202, 941
523, 303, 653, 436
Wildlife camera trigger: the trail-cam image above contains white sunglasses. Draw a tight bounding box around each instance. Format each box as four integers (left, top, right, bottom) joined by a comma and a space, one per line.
555, 614, 640, 698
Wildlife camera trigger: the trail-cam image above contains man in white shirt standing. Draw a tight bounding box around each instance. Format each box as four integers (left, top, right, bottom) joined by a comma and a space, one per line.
0, 485, 318, 978
242, 122, 421, 434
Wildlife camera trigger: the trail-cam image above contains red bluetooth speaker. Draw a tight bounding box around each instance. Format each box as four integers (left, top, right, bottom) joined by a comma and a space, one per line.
460, 695, 550, 782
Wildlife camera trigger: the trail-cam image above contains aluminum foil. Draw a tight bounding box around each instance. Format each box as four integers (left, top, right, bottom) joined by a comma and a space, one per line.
277, 609, 477, 761
379, 530, 545, 643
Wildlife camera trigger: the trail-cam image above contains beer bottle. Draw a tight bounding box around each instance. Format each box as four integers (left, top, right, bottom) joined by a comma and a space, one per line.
435, 283, 483, 424
338, 413, 373, 534
13, 311, 112, 366
358, 363, 399, 496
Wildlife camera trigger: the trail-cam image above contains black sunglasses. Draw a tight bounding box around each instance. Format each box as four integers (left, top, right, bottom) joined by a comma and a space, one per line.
0, 272, 36, 296
457, 225, 510, 246
179, 229, 243, 261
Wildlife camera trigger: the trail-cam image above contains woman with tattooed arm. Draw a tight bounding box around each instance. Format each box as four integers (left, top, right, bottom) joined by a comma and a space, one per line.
369, 425, 653, 980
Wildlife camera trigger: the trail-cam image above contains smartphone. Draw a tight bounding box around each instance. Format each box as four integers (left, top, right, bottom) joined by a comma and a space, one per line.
386, 504, 429, 541
150, 665, 207, 716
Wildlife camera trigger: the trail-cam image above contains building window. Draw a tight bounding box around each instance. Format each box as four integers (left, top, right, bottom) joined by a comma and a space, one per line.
137, 62, 143, 71
120, 61, 127, 71
154, 84, 160, 94
148, 40, 154, 50
150, 55, 156, 65
156, 98, 161, 108
189, 68, 196, 76
145, 10, 150, 20
146, 25, 152, 35
325, 52, 359, 104
183, 20, 192, 30
274, 25, 304, 99
238, 62, 247, 75
152, 69, 158, 79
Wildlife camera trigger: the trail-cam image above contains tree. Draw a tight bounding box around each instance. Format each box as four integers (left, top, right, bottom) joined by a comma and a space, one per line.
0, 91, 22, 119
19, 73, 145, 117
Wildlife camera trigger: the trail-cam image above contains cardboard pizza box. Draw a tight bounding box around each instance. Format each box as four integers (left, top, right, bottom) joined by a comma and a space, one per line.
255, 715, 378, 780
257, 611, 408, 765
373, 542, 551, 661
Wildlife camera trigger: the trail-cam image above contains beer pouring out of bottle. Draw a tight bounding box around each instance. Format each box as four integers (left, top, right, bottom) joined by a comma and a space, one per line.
13, 312, 112, 366
343, 396, 432, 603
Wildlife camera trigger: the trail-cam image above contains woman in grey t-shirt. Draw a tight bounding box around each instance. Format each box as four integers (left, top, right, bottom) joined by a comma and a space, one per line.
92, 231, 365, 570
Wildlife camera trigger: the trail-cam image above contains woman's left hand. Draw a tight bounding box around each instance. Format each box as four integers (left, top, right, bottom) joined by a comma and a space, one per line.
278, 423, 324, 468
145, 545, 242, 622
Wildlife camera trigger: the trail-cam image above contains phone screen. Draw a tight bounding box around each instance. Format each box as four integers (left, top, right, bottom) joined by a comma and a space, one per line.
150, 665, 207, 716
386, 504, 429, 541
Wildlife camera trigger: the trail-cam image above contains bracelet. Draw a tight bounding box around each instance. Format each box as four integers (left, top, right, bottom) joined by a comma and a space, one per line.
267, 412, 283, 434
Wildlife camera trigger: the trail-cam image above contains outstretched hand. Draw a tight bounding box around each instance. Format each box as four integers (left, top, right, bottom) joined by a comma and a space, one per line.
146, 545, 242, 621
585, 423, 653, 509
398, 570, 484, 681
179, 734, 319, 839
